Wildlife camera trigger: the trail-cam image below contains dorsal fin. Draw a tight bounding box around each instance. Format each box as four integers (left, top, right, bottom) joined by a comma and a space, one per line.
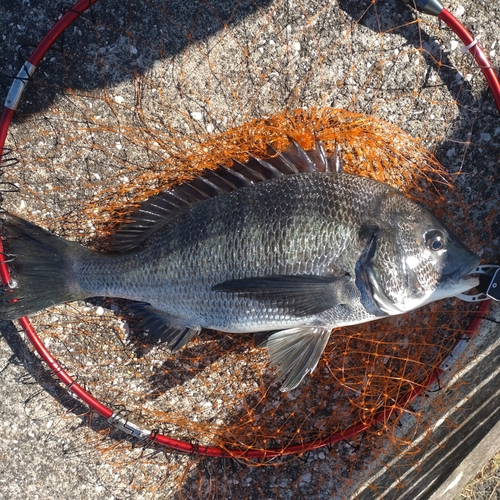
329, 142, 343, 173
111, 140, 337, 252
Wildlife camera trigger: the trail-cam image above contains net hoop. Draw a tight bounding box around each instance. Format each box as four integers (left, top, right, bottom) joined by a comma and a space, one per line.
0, 0, 497, 459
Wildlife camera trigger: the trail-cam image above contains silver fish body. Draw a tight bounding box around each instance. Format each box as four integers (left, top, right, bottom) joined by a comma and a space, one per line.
78, 173, 388, 330
0, 144, 480, 390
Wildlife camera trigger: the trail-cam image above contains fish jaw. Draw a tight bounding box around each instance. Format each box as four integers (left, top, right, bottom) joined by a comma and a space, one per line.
430, 244, 480, 298
406, 274, 479, 311
411, 249, 480, 309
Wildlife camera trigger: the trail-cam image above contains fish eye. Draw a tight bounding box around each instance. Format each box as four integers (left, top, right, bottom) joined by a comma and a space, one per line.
425, 230, 446, 251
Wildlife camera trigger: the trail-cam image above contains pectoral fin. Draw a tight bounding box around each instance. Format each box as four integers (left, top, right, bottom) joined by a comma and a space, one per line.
264, 326, 332, 391
126, 302, 200, 351
212, 274, 350, 317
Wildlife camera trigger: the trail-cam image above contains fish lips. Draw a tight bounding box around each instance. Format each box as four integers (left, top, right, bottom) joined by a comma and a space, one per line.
442, 255, 480, 291
439, 236, 480, 290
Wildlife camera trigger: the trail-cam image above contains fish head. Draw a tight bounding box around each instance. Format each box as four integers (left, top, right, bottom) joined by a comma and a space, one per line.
361, 191, 480, 315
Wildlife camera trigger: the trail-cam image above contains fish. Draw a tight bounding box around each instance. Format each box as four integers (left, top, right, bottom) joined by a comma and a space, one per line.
0, 141, 480, 391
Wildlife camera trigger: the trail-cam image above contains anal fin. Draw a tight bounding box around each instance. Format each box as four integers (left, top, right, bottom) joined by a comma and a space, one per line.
126, 302, 200, 351
264, 327, 332, 391
253, 330, 279, 348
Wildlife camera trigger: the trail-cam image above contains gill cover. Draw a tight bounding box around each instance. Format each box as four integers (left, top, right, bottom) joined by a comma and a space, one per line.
360, 197, 479, 315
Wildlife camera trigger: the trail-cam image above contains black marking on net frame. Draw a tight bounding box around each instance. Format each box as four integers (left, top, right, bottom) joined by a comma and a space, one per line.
139, 428, 168, 458
0, 48, 33, 82
65, 372, 83, 393
42, 1, 98, 58
0, 148, 20, 206
426, 371, 443, 394
184, 437, 204, 461
68, 0, 97, 20
296, 450, 312, 463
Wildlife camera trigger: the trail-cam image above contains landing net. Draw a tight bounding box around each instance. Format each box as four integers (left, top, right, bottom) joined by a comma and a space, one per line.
0, 1, 498, 498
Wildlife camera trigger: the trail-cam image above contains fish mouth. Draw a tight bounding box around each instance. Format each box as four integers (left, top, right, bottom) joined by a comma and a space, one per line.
448, 258, 481, 297
447, 255, 480, 290
456, 275, 480, 290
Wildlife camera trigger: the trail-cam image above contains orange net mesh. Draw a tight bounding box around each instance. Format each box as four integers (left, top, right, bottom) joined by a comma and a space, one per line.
2, 0, 499, 498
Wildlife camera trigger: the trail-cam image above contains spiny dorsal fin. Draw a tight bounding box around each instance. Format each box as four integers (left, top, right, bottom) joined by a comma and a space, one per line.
111, 140, 338, 251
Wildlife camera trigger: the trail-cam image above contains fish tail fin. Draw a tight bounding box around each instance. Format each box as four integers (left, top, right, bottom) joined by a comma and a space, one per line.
0, 214, 88, 320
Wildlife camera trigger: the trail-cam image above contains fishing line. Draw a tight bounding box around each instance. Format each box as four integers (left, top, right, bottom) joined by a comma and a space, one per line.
484, 317, 500, 324
0, 0, 498, 463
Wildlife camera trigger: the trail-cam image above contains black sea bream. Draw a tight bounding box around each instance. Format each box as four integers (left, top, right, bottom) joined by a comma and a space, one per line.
0, 142, 479, 390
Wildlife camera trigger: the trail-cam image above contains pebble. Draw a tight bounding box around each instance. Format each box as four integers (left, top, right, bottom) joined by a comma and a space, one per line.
300, 473, 312, 483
